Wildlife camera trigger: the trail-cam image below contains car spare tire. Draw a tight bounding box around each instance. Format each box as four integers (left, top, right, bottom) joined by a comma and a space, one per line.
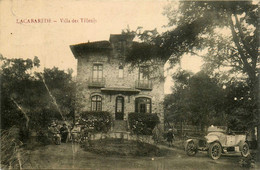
208, 142, 222, 160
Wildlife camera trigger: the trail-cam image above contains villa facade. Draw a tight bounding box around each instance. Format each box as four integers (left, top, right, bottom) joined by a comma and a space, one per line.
70, 34, 165, 131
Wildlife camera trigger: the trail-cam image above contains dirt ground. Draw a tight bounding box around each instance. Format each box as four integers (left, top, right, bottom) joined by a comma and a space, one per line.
22, 142, 256, 170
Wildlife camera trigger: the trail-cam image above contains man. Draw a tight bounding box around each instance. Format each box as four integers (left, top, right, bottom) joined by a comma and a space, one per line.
60, 123, 69, 143
167, 128, 174, 147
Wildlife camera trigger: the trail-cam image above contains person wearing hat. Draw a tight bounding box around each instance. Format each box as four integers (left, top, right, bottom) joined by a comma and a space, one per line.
167, 128, 174, 147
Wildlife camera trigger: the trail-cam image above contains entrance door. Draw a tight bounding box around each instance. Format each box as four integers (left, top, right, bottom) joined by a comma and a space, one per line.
115, 96, 124, 120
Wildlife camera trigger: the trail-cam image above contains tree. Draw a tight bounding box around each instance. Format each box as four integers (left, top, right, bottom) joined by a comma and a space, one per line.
0, 56, 75, 133
163, 1, 258, 81
162, 0, 259, 146
35, 67, 76, 121
0, 55, 40, 130
125, 0, 258, 144
0, 56, 76, 168
162, 0, 258, 106
122, 1, 258, 150
164, 70, 226, 131
164, 70, 192, 124
126, 1, 258, 94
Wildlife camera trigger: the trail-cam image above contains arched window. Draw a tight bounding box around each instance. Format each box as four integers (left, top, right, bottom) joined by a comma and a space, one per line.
119, 65, 124, 78
135, 97, 151, 113
91, 95, 102, 111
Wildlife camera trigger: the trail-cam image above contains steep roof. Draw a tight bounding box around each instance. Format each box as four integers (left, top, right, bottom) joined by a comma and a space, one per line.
70, 41, 112, 58
70, 34, 134, 59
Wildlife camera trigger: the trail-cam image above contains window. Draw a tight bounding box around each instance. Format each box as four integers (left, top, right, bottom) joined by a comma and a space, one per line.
119, 65, 124, 78
91, 95, 102, 111
139, 66, 149, 80
135, 97, 151, 113
136, 66, 152, 89
93, 64, 103, 82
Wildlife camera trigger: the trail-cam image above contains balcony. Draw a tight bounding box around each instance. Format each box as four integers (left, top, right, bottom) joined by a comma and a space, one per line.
135, 80, 152, 90
88, 77, 106, 88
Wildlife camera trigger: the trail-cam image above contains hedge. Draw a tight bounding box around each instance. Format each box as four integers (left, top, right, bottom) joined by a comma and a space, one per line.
128, 112, 160, 135
79, 111, 112, 133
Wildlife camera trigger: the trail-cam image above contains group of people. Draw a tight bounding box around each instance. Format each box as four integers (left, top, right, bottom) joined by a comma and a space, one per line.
48, 121, 176, 147
48, 121, 88, 144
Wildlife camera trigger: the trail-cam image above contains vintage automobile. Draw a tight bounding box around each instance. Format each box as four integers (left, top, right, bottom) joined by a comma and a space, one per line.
184, 125, 250, 160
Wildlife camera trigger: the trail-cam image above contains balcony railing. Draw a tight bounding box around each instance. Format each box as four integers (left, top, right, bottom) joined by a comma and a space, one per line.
135, 79, 152, 90
88, 77, 106, 88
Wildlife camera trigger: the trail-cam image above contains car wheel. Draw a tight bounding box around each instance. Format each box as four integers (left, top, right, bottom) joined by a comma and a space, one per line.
241, 142, 250, 157
186, 141, 197, 156
208, 142, 222, 160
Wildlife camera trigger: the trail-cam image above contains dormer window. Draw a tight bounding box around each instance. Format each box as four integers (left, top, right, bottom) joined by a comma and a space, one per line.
119, 65, 124, 78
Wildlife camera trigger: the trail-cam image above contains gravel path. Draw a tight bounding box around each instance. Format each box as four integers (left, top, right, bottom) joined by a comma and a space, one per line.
23, 142, 250, 169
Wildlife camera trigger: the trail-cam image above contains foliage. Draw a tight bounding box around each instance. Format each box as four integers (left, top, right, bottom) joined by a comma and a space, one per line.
0, 56, 76, 168
1, 127, 26, 169
224, 81, 258, 131
163, 1, 258, 78
128, 112, 160, 135
1, 56, 39, 130
0, 56, 75, 133
35, 67, 76, 120
79, 111, 112, 133
124, 1, 258, 140
163, 1, 259, 131
164, 70, 226, 130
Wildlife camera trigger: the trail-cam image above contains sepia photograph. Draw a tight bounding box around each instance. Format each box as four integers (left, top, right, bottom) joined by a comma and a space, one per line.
0, 0, 259, 169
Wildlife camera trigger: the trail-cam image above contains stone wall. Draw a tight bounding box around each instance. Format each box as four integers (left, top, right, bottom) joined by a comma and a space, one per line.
75, 46, 164, 124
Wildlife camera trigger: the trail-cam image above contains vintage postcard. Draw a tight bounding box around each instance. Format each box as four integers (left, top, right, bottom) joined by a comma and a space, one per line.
0, 0, 258, 169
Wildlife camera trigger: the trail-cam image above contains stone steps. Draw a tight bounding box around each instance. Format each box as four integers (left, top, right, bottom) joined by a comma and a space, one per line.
112, 120, 127, 132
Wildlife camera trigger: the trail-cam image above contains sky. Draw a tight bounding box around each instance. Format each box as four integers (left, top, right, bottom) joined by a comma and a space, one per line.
0, 0, 203, 94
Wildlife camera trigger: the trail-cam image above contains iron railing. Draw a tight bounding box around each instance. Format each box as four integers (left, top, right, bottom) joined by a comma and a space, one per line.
88, 77, 106, 87
135, 79, 152, 90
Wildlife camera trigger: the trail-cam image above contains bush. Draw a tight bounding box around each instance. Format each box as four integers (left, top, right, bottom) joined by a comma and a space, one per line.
239, 153, 256, 168
1, 126, 25, 169
79, 111, 111, 133
128, 112, 160, 135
